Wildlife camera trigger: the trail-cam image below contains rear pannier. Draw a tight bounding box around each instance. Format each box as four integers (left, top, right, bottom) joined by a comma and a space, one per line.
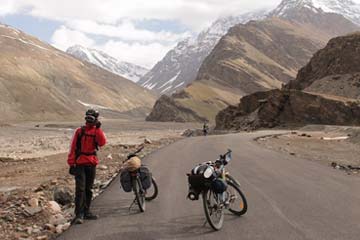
188, 164, 213, 191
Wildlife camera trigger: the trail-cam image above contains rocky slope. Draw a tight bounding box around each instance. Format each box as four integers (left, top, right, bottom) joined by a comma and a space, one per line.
66, 45, 148, 82
147, 3, 358, 122
0, 24, 156, 122
215, 33, 360, 130
138, 9, 268, 95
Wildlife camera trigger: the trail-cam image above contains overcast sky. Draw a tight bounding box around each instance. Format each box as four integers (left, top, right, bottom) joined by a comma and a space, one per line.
0, 0, 359, 68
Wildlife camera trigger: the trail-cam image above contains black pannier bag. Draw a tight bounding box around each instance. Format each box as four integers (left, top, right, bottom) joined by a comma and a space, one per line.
120, 170, 133, 192
188, 164, 212, 191
139, 166, 152, 190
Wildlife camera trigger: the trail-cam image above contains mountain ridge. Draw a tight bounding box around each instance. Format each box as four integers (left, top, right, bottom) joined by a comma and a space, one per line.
0, 23, 156, 122
66, 45, 148, 82
146, 1, 359, 123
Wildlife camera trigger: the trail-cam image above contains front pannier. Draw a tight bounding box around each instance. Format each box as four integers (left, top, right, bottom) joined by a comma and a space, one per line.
120, 170, 133, 192
139, 166, 152, 190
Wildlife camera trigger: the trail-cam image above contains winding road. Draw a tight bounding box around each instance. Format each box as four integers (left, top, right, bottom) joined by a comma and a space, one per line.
58, 131, 360, 240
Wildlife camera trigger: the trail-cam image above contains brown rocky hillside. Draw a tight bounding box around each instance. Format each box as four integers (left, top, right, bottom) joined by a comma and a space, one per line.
0, 24, 156, 122
215, 33, 360, 130
147, 8, 359, 123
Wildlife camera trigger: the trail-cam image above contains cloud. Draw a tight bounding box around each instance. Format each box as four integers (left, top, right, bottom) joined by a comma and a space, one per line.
67, 19, 191, 43
98, 40, 173, 68
51, 26, 95, 51
50, 25, 174, 68
0, 0, 280, 31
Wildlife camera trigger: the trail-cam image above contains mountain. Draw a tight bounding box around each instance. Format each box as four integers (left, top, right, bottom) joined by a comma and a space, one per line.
215, 33, 360, 130
270, 0, 360, 25
66, 45, 148, 82
147, 0, 359, 123
138, 9, 269, 95
0, 23, 156, 122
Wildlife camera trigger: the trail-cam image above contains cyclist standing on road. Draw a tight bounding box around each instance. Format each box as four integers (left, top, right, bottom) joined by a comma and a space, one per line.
67, 109, 107, 224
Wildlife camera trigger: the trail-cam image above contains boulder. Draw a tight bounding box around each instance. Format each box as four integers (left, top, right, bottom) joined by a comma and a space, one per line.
53, 187, 72, 206
47, 201, 61, 213
28, 198, 39, 208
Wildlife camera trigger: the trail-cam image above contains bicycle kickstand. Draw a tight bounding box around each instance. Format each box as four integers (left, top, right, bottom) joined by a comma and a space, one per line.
128, 198, 137, 212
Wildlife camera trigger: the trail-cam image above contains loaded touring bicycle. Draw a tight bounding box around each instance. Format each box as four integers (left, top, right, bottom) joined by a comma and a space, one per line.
120, 146, 158, 212
187, 149, 248, 230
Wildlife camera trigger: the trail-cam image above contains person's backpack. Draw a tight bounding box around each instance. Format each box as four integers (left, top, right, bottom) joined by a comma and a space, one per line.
75, 126, 99, 160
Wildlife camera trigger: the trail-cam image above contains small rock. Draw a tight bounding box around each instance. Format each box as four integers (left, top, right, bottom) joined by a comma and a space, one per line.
44, 223, 56, 232
49, 214, 67, 226
24, 206, 42, 217
50, 179, 58, 185
62, 222, 71, 231
26, 226, 33, 235
144, 138, 152, 144
37, 235, 48, 240
106, 154, 113, 160
290, 152, 296, 156
28, 198, 39, 208
53, 187, 72, 206
55, 225, 63, 234
98, 165, 108, 170
47, 201, 61, 213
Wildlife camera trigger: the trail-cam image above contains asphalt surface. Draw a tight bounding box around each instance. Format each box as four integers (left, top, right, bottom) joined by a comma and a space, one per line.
58, 131, 360, 240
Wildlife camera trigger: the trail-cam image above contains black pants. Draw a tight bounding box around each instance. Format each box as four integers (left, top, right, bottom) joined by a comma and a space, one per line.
74, 165, 96, 216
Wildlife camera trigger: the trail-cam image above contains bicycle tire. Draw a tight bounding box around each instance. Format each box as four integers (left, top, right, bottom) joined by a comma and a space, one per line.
132, 177, 146, 212
227, 181, 247, 216
145, 177, 158, 201
202, 189, 224, 231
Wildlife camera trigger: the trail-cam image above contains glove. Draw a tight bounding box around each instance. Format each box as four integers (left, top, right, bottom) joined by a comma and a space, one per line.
69, 166, 77, 176
96, 121, 101, 129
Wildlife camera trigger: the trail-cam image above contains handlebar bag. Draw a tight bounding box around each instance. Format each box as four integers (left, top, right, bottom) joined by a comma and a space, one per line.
120, 170, 133, 192
139, 166, 152, 190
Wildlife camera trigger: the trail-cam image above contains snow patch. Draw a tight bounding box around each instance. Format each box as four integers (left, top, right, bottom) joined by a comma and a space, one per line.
0, 35, 49, 51
158, 71, 181, 89
77, 100, 111, 110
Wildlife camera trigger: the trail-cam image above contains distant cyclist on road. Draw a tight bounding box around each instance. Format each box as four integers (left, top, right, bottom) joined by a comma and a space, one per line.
67, 109, 107, 224
203, 122, 209, 136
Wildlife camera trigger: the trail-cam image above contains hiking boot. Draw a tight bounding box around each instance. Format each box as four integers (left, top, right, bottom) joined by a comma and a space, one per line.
84, 212, 98, 220
72, 216, 84, 225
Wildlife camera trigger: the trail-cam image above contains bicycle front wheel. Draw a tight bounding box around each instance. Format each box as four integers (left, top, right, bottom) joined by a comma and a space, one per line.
133, 177, 146, 212
202, 189, 224, 231
227, 181, 247, 216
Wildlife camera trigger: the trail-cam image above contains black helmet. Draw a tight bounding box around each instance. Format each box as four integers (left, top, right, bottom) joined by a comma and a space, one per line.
85, 109, 99, 123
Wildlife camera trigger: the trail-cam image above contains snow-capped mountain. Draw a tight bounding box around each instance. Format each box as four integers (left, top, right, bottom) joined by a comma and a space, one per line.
138, 9, 269, 95
270, 0, 360, 24
66, 45, 148, 82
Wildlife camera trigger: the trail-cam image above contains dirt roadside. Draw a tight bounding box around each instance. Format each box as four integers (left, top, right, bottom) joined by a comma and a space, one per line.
256, 125, 360, 175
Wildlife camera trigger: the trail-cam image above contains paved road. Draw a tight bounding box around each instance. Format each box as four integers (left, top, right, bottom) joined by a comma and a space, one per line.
58, 131, 360, 240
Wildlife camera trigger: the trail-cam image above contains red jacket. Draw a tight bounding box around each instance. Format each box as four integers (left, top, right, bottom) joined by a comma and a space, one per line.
67, 124, 106, 166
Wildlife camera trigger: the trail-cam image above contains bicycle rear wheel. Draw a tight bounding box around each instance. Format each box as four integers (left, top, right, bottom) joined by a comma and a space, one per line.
202, 189, 224, 231
145, 177, 158, 201
132, 177, 146, 212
